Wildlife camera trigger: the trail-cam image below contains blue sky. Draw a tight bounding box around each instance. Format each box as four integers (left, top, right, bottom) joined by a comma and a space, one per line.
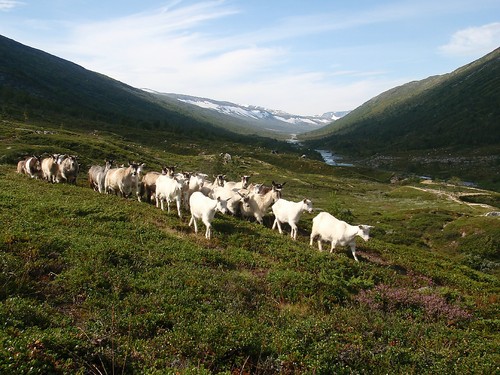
1, 0, 499, 115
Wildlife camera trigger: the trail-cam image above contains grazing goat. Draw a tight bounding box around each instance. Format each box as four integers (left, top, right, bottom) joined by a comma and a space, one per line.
239, 181, 285, 224
25, 156, 42, 179
188, 191, 229, 239
105, 162, 144, 200
41, 155, 60, 183
155, 174, 186, 217
88, 160, 113, 193
57, 155, 79, 184
271, 198, 313, 240
310, 212, 372, 262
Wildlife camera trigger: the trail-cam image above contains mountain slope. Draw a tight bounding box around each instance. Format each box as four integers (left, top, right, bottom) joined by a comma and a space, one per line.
0, 35, 346, 141
303, 47, 500, 154
0, 35, 247, 141
152, 92, 348, 135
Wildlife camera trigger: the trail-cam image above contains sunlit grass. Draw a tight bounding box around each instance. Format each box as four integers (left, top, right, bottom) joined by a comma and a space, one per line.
0, 118, 498, 374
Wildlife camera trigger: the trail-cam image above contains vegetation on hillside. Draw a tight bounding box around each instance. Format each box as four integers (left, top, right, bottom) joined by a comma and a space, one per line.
302, 48, 500, 190
0, 34, 273, 140
0, 34, 499, 374
1, 118, 499, 374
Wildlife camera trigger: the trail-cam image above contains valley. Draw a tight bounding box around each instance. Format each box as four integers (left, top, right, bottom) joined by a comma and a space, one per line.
0, 117, 498, 374
0, 34, 498, 374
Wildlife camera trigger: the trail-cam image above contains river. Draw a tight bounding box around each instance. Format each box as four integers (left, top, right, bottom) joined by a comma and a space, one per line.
315, 149, 354, 167
287, 135, 353, 167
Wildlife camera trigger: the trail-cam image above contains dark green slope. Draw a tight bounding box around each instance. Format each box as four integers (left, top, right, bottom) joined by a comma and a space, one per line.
0, 35, 239, 140
304, 48, 500, 155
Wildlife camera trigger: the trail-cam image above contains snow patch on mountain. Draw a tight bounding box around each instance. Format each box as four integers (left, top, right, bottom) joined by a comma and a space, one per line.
143, 90, 350, 133
176, 96, 348, 128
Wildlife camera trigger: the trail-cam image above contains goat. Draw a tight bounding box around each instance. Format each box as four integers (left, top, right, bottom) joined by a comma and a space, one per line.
17, 159, 27, 175
271, 198, 313, 240
25, 156, 42, 179
200, 174, 225, 197
188, 191, 229, 239
310, 212, 373, 262
182, 173, 207, 209
88, 160, 113, 193
239, 181, 284, 224
105, 162, 144, 200
223, 175, 252, 191
141, 166, 170, 203
57, 155, 79, 184
155, 174, 186, 217
41, 155, 59, 183
211, 185, 244, 216
220, 152, 232, 164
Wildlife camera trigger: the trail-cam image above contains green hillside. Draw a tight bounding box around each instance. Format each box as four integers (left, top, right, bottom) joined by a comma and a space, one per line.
303, 48, 500, 189
0, 35, 274, 141
1, 117, 499, 374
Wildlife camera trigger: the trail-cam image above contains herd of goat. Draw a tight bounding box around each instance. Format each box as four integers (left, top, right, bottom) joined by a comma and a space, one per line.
16, 154, 373, 261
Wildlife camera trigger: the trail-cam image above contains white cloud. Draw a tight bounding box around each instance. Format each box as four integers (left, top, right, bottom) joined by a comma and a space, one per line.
15, 1, 465, 115
43, 2, 397, 115
439, 23, 500, 57
201, 71, 406, 115
0, 0, 24, 11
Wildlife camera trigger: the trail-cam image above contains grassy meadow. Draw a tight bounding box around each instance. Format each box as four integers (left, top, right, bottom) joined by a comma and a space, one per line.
1, 119, 499, 374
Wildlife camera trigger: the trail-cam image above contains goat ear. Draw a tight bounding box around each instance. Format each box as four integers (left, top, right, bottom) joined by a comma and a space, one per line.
226, 197, 232, 202
282, 182, 286, 186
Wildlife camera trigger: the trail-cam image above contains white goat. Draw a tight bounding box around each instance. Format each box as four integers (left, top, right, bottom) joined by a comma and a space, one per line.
239, 181, 284, 224
271, 198, 313, 240
105, 162, 144, 200
155, 174, 186, 217
310, 212, 373, 262
211, 185, 243, 216
223, 175, 251, 191
200, 174, 225, 197
183, 173, 207, 209
188, 191, 229, 239
41, 155, 59, 183
221, 152, 232, 164
57, 155, 79, 184
88, 160, 113, 193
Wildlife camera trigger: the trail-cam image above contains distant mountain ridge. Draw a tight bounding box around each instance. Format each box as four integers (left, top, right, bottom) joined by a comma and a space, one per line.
302, 47, 500, 189
0, 34, 346, 139
145, 91, 349, 135
0, 34, 239, 141
303, 47, 500, 153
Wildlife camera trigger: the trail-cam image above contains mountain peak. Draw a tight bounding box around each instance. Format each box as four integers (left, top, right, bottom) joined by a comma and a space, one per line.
148, 92, 349, 134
